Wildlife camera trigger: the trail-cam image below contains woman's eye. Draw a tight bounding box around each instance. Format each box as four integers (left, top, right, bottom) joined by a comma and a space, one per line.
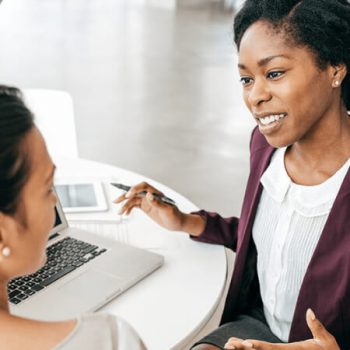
267, 71, 284, 79
240, 77, 253, 86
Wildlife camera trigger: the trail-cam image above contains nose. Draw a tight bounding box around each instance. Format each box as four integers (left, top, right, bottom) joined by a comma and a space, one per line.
246, 78, 272, 107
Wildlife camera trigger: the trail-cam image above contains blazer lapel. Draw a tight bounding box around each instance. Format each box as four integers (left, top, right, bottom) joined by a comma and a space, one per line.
289, 166, 350, 342
237, 145, 275, 251
221, 145, 275, 323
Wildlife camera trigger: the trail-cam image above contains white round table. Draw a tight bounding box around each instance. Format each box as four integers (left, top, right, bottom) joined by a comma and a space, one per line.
55, 156, 227, 350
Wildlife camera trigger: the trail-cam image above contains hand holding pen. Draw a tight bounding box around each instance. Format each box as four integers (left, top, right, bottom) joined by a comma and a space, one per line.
112, 181, 206, 236
111, 182, 176, 206
112, 181, 190, 232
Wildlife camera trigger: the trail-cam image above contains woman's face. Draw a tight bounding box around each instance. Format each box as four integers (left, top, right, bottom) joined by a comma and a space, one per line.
238, 20, 343, 148
2, 127, 57, 279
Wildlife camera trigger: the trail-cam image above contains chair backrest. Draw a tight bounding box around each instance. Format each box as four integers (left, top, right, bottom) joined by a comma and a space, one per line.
22, 89, 79, 158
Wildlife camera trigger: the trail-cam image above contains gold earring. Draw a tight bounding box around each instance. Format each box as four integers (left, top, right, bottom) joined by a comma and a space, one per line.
2, 247, 11, 257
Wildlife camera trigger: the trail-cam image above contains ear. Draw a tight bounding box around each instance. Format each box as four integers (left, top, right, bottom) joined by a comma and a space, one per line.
330, 63, 347, 88
0, 212, 20, 259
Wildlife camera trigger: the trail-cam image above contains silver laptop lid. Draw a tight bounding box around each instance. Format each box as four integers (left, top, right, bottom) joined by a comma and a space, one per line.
48, 189, 69, 239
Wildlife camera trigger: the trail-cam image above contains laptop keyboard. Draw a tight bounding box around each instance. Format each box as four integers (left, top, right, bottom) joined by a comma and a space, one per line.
8, 237, 107, 305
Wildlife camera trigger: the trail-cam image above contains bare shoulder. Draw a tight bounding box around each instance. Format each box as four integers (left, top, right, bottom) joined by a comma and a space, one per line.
0, 311, 77, 350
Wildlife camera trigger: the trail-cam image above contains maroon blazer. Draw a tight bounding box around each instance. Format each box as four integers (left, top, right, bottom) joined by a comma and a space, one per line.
192, 127, 350, 349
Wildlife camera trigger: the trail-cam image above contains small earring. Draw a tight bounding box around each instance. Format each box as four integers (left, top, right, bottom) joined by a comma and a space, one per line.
334, 81, 340, 86
2, 247, 11, 257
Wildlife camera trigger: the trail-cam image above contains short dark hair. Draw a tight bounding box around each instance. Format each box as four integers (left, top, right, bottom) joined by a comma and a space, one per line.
233, 0, 350, 110
0, 85, 34, 215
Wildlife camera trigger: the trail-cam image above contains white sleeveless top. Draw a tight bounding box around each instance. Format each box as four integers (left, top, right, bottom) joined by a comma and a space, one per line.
54, 313, 147, 350
252, 147, 350, 341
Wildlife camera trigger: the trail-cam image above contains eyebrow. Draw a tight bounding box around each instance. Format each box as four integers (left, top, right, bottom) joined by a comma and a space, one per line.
238, 54, 291, 70
45, 165, 57, 184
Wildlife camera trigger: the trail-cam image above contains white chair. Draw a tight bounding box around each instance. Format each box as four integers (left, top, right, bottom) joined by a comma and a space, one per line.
22, 89, 79, 159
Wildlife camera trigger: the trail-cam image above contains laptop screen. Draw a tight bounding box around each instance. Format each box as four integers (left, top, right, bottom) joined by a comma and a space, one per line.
48, 206, 63, 240
54, 206, 62, 227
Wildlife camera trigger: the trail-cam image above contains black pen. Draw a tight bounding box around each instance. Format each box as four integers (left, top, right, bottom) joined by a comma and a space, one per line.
110, 183, 176, 206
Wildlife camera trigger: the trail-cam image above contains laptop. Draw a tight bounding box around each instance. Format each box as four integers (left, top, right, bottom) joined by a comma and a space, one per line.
8, 190, 164, 321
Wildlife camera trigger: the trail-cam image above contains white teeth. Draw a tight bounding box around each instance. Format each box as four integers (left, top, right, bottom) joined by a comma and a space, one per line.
259, 114, 286, 125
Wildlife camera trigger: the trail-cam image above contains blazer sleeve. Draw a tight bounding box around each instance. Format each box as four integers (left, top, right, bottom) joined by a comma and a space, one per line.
190, 210, 239, 251
190, 127, 262, 251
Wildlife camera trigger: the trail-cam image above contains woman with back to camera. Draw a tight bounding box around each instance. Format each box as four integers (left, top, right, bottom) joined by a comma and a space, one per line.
116, 0, 350, 349
0, 85, 146, 350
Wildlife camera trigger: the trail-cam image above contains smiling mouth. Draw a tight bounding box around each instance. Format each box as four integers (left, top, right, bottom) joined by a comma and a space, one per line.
256, 113, 287, 126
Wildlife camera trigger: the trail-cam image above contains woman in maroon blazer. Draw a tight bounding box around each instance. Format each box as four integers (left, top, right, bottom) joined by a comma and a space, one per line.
116, 0, 350, 349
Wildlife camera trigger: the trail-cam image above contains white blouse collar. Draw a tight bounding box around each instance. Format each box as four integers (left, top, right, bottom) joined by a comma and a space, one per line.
260, 147, 350, 217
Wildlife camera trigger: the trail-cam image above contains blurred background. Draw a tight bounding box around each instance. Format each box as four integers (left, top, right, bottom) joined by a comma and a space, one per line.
0, 0, 254, 217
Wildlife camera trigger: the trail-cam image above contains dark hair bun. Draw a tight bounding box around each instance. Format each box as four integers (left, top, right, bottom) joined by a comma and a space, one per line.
0, 85, 34, 215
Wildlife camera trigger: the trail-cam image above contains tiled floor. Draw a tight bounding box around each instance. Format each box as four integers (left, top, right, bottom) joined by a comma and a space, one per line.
0, 0, 255, 216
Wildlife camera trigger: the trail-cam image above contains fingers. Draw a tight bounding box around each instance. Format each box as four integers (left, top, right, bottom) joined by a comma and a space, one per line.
139, 192, 163, 213
224, 342, 253, 349
306, 309, 334, 344
224, 337, 269, 350
224, 339, 283, 350
117, 187, 169, 216
238, 340, 269, 349
225, 337, 244, 346
125, 182, 164, 198
114, 193, 127, 204
119, 196, 143, 215
224, 337, 248, 349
